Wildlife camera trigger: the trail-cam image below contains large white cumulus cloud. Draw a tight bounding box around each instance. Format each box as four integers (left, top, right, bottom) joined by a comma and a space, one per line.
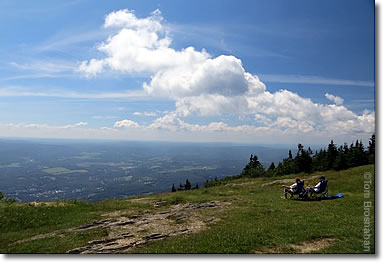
79, 9, 375, 139
144, 55, 261, 98
79, 9, 209, 76
79, 9, 266, 99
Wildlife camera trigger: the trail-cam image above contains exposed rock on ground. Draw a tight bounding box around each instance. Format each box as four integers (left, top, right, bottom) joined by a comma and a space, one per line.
66, 201, 228, 254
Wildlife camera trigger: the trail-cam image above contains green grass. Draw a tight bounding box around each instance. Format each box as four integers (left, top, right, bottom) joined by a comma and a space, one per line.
134, 165, 375, 254
0, 199, 152, 253
0, 165, 375, 254
7, 228, 109, 254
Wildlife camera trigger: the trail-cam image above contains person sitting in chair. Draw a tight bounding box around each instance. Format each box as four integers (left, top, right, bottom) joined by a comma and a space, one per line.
306, 176, 327, 195
282, 178, 302, 198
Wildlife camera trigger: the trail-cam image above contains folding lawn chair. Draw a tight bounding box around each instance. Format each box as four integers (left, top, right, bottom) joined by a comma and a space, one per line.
310, 180, 328, 199
285, 180, 307, 200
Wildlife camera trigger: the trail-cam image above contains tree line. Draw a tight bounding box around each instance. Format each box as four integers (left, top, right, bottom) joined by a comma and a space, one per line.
240, 133, 375, 178
175, 134, 375, 190
171, 179, 199, 192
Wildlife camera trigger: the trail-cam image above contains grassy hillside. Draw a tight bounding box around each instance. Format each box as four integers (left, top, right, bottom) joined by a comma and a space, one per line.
0, 165, 375, 254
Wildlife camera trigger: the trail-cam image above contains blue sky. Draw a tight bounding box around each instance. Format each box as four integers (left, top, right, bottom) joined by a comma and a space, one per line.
0, 0, 375, 144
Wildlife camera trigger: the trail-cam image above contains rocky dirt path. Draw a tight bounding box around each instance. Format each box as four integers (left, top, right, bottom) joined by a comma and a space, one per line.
255, 237, 337, 253
66, 200, 229, 254
261, 175, 321, 187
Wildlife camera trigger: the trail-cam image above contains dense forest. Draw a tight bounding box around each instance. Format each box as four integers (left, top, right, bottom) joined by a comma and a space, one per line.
204, 134, 375, 188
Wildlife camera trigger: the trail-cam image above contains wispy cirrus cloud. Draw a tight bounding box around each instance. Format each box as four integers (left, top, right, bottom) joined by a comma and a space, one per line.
34, 29, 110, 54
0, 73, 75, 81
5, 121, 87, 129
0, 86, 149, 100
133, 111, 158, 117
3, 27, 111, 82
258, 74, 374, 87
167, 23, 289, 58
9, 61, 77, 73
0, 60, 80, 82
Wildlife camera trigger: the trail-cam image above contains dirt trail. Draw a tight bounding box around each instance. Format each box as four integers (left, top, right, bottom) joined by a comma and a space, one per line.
65, 200, 229, 254
261, 175, 320, 187
289, 237, 336, 253
226, 181, 257, 186
256, 237, 337, 254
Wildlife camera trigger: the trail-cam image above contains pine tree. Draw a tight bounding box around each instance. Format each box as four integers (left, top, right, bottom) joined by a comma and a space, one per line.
185, 179, 191, 190
357, 140, 368, 166
368, 134, 375, 155
346, 143, 356, 167
240, 154, 265, 177
368, 133, 375, 164
343, 143, 349, 155
171, 184, 176, 192
327, 140, 338, 170
334, 146, 347, 171
266, 162, 276, 177
294, 144, 312, 173
273, 162, 284, 176
312, 148, 328, 171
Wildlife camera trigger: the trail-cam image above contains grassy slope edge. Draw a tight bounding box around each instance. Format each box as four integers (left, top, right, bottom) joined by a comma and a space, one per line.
0, 165, 375, 254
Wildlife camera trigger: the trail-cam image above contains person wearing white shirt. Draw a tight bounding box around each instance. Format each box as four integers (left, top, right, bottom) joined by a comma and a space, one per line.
307, 176, 326, 193
282, 178, 301, 198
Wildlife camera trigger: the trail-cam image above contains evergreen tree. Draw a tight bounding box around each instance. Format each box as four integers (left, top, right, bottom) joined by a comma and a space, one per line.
368, 134, 375, 155
312, 149, 328, 171
240, 154, 265, 177
334, 146, 347, 171
273, 153, 296, 176
266, 162, 276, 177
343, 143, 349, 155
294, 144, 312, 173
346, 143, 357, 168
273, 149, 298, 175
273, 162, 284, 177
185, 179, 191, 190
368, 133, 375, 164
308, 147, 312, 154
327, 140, 338, 170
171, 184, 177, 192
357, 140, 368, 166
